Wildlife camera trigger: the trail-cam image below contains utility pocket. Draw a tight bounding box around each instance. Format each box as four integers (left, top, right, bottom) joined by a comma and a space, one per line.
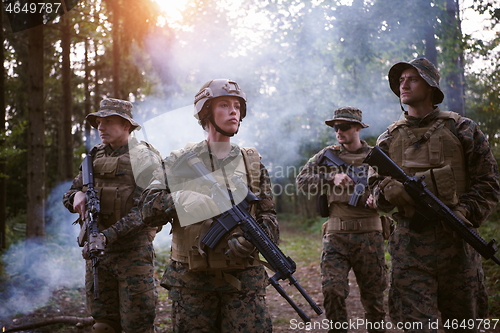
403, 135, 444, 169
415, 165, 458, 206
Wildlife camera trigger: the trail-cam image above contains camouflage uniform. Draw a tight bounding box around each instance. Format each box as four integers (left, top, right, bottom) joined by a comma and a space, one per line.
140, 140, 278, 333
63, 98, 162, 333
296, 107, 387, 333
373, 59, 500, 333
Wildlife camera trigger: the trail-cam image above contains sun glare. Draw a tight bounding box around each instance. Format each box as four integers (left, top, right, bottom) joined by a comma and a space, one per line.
154, 0, 189, 25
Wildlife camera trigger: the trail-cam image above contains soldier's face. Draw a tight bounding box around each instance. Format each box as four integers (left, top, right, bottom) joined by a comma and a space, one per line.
210, 96, 241, 135
334, 120, 360, 145
399, 68, 433, 106
96, 115, 130, 148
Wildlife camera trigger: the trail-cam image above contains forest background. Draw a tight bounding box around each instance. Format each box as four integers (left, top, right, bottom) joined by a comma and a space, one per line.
0, 0, 499, 327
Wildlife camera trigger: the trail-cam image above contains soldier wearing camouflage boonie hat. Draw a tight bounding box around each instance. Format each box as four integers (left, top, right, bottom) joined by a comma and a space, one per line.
388, 57, 444, 105
86, 98, 141, 130
325, 106, 369, 128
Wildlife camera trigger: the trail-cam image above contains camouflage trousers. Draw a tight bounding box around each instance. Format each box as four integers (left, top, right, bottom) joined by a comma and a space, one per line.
388, 222, 488, 333
85, 244, 157, 333
321, 232, 388, 333
168, 286, 272, 333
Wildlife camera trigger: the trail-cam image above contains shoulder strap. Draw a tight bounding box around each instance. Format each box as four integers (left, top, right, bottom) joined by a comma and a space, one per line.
241, 147, 261, 193
387, 119, 407, 133
437, 111, 460, 139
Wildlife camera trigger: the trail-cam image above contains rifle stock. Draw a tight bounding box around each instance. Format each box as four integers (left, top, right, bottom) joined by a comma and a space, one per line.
364, 146, 500, 265
174, 151, 323, 321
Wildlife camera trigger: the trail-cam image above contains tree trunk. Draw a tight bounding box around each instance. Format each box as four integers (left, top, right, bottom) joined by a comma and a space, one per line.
442, 0, 465, 115
26, 20, 45, 239
84, 39, 92, 152
0, 7, 7, 249
112, 0, 122, 98
59, 13, 73, 180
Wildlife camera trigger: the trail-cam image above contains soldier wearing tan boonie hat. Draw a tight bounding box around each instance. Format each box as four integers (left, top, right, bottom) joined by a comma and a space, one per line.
325, 106, 369, 128
388, 57, 444, 105
86, 98, 141, 131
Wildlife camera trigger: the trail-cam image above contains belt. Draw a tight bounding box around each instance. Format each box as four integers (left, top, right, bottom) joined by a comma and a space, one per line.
325, 216, 382, 233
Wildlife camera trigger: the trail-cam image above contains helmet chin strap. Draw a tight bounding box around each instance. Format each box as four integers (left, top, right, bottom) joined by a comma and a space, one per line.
208, 115, 240, 137
399, 98, 407, 112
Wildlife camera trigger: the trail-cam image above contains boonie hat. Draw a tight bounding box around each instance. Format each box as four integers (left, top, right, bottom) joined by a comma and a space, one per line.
325, 106, 369, 128
86, 98, 141, 130
388, 57, 444, 105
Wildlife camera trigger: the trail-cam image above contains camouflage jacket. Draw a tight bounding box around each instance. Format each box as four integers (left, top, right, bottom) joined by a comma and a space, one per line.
62, 137, 163, 251
373, 108, 500, 225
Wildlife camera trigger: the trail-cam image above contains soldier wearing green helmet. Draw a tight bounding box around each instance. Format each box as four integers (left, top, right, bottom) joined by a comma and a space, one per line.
140, 79, 278, 332
368, 58, 500, 332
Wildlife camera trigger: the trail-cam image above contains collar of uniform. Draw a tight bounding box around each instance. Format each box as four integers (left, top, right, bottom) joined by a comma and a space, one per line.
339, 140, 370, 155
189, 140, 241, 169
105, 137, 137, 156
404, 107, 440, 127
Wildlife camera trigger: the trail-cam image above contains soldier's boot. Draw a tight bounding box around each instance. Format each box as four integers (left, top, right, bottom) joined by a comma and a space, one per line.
92, 321, 118, 333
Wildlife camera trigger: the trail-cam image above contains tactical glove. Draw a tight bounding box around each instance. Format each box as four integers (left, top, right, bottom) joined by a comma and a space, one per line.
379, 177, 415, 217
442, 206, 473, 237
226, 233, 255, 259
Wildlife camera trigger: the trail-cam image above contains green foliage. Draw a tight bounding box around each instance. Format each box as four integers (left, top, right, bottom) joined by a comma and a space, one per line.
279, 212, 326, 235
479, 208, 500, 317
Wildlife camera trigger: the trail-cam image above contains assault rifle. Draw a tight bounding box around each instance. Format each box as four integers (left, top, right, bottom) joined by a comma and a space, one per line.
78, 153, 106, 299
172, 151, 323, 322
363, 146, 500, 266
317, 149, 369, 207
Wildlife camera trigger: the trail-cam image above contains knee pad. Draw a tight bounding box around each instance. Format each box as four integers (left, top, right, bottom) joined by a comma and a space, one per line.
92, 322, 117, 333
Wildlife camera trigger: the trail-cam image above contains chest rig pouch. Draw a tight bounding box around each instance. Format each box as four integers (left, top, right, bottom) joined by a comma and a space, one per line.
92, 149, 136, 229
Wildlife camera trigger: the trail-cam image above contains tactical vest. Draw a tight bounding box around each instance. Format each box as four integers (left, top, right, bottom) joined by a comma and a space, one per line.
91, 141, 158, 244
386, 111, 468, 203
323, 145, 382, 234
170, 143, 263, 272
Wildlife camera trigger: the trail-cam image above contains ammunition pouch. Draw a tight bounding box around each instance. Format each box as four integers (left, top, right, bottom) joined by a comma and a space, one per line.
415, 165, 458, 206
171, 219, 259, 272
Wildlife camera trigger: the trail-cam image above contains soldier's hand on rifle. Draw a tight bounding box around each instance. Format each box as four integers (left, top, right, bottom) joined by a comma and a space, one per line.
73, 191, 87, 217
366, 194, 376, 209
333, 174, 354, 188
379, 177, 415, 217
82, 242, 91, 260
226, 233, 255, 259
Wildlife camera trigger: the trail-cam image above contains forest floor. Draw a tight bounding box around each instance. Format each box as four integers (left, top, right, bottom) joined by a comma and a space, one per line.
2, 223, 499, 333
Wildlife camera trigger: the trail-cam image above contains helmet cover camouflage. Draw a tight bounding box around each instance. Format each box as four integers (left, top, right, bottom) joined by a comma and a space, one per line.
193, 79, 247, 120
325, 106, 369, 128
388, 57, 444, 105
86, 98, 141, 130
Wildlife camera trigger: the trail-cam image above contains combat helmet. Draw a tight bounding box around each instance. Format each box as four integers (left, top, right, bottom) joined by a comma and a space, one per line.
193, 79, 247, 137
388, 57, 444, 105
